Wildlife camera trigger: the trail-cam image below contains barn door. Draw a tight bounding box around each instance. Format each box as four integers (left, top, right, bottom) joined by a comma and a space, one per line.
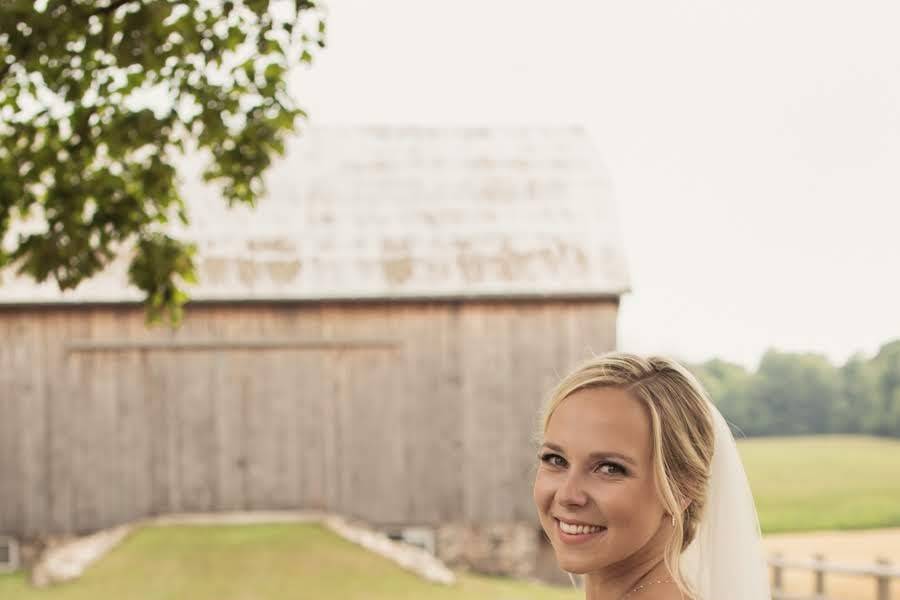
62, 337, 403, 531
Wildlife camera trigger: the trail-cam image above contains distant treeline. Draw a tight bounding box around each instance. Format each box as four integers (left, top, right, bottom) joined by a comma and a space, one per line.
692, 339, 900, 437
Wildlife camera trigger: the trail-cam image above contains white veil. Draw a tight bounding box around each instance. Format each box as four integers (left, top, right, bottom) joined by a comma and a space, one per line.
680, 401, 771, 600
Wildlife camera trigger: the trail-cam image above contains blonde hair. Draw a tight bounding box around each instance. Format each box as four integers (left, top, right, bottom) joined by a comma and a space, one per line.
539, 352, 715, 596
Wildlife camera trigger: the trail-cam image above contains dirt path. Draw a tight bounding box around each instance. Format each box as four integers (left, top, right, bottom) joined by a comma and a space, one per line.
762, 528, 900, 600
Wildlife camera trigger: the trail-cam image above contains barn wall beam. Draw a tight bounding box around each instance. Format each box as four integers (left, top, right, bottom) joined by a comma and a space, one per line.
64, 339, 401, 353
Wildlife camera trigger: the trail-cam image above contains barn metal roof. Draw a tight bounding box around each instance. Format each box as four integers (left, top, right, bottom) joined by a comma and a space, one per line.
0, 126, 630, 303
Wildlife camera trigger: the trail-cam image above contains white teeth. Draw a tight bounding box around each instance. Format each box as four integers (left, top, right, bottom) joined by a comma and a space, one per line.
558, 519, 603, 535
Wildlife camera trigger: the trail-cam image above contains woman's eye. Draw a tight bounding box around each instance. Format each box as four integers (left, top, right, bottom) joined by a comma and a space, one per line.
540, 453, 567, 467
596, 462, 626, 476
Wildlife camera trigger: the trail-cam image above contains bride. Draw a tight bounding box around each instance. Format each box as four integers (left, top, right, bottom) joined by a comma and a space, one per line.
533, 353, 770, 600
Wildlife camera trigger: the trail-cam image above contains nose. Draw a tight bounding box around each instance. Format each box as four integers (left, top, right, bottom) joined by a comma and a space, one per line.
556, 469, 588, 507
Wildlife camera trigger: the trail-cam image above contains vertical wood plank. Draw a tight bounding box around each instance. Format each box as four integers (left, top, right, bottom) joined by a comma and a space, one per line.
400, 304, 428, 524
241, 308, 265, 510
162, 323, 183, 514
319, 305, 345, 515
144, 331, 172, 516
294, 304, 326, 510
875, 557, 891, 600
771, 554, 783, 595
242, 306, 294, 509
459, 303, 513, 524
339, 304, 401, 524
175, 310, 217, 512
18, 309, 49, 537
204, 307, 224, 511
115, 308, 152, 523
270, 306, 302, 508
813, 553, 826, 597
0, 313, 21, 536
403, 303, 463, 525
434, 303, 464, 524
93, 309, 123, 530
210, 305, 247, 511
58, 308, 88, 534
507, 304, 550, 522
105, 309, 131, 526
45, 308, 76, 534
71, 308, 101, 532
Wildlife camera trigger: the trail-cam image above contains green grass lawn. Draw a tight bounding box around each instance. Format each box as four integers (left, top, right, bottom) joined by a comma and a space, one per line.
738, 435, 900, 533
0, 523, 579, 600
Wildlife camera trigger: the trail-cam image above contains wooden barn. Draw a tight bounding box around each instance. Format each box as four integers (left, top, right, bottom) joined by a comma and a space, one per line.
0, 126, 629, 569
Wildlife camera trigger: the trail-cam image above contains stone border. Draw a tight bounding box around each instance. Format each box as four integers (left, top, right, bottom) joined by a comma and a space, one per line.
324, 516, 454, 585
29, 511, 455, 588
30, 525, 132, 587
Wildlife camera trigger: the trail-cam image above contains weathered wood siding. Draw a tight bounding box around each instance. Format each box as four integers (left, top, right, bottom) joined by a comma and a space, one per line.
0, 300, 617, 538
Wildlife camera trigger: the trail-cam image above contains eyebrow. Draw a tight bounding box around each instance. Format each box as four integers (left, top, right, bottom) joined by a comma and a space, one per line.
540, 442, 638, 467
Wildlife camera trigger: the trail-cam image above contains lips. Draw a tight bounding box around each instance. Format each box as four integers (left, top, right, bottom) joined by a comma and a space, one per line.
554, 518, 608, 545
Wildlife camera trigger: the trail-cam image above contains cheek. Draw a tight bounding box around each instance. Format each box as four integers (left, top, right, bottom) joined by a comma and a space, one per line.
606, 480, 663, 532
532, 470, 554, 510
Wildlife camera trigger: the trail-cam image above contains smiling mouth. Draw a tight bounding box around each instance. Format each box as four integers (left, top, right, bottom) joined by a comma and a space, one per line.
555, 518, 608, 543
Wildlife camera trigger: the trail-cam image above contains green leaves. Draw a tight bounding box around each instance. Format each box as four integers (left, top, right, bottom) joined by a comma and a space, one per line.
128, 232, 198, 324
0, 0, 326, 324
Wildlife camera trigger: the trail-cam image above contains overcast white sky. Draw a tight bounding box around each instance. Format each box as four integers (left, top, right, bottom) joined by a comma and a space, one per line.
292, 0, 900, 369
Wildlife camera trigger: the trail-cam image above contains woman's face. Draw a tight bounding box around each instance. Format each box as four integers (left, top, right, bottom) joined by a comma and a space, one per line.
532, 386, 669, 575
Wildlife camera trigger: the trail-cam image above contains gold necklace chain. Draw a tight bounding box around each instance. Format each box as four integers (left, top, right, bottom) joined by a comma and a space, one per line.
620, 577, 675, 599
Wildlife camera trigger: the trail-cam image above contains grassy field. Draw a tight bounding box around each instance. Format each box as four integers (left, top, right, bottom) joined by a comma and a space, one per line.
0, 524, 579, 600
737, 435, 900, 533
